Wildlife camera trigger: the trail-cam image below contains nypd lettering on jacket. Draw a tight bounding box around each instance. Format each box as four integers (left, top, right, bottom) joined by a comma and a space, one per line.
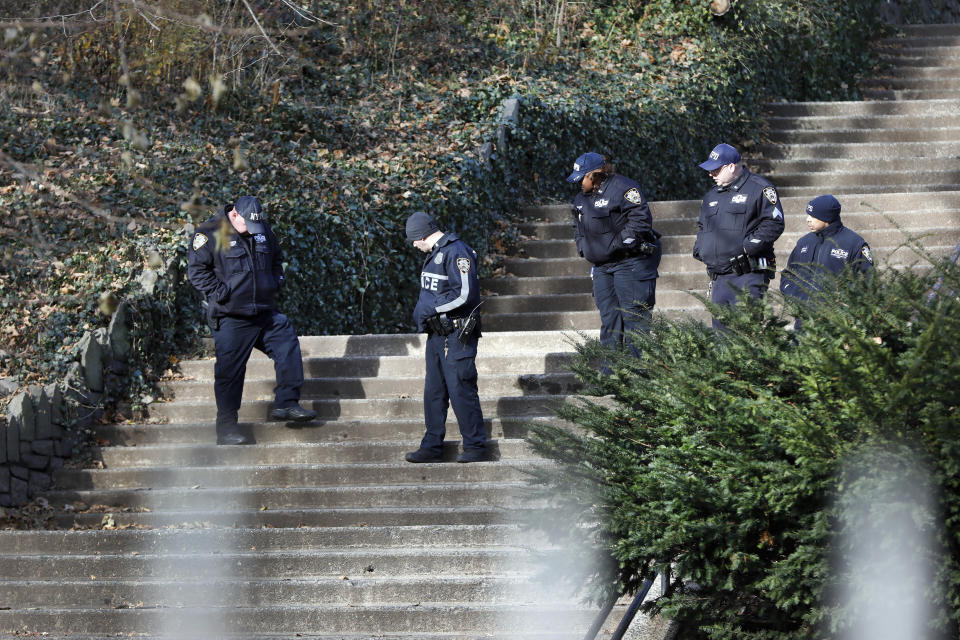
571, 173, 661, 272
780, 221, 873, 301
693, 168, 785, 274
414, 232, 481, 332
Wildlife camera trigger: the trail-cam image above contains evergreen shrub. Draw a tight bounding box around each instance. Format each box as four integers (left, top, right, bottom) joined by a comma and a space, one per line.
527, 253, 960, 639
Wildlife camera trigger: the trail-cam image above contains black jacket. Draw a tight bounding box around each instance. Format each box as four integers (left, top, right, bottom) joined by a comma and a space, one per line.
413, 232, 481, 332
187, 207, 284, 321
780, 221, 873, 301
694, 168, 785, 275
571, 173, 661, 276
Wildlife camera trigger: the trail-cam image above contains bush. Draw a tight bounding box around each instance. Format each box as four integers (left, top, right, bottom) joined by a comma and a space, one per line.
527, 251, 960, 639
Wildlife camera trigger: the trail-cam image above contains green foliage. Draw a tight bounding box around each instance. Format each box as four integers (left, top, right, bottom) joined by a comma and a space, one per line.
527, 254, 960, 638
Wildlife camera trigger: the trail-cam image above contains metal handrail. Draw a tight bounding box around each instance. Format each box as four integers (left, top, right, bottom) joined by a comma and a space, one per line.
582, 573, 658, 640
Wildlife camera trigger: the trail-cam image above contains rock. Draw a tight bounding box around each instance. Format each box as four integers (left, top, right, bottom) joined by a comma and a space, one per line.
0, 376, 19, 397
7, 391, 34, 442
44, 382, 64, 437
21, 452, 50, 470
9, 464, 28, 481
31, 439, 54, 456
501, 97, 520, 126
138, 268, 158, 294
108, 301, 131, 360
0, 465, 8, 493
28, 470, 51, 493
78, 331, 104, 392
9, 476, 28, 504
0, 423, 6, 463
30, 384, 53, 439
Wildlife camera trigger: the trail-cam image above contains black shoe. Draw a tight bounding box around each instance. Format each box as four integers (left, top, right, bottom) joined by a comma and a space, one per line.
269, 405, 318, 422
405, 449, 443, 463
456, 449, 489, 463
217, 432, 254, 445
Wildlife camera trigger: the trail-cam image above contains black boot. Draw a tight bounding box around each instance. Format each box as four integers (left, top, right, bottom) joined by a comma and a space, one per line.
269, 404, 318, 422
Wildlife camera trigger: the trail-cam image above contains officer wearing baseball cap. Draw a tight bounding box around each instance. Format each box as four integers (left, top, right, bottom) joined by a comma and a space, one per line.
403, 211, 489, 464
780, 194, 874, 302
693, 143, 785, 329
567, 152, 662, 357
187, 195, 317, 445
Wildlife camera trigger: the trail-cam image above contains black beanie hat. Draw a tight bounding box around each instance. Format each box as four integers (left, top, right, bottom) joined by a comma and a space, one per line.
806, 194, 841, 224
405, 211, 440, 241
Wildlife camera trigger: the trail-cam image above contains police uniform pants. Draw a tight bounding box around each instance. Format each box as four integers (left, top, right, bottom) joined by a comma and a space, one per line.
213, 311, 304, 434
710, 271, 771, 331
592, 258, 657, 357
420, 332, 486, 456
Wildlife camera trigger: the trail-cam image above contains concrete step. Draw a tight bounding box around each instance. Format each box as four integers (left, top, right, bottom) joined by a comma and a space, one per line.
0, 604, 603, 635
178, 352, 578, 380
862, 88, 960, 100
163, 371, 581, 401
766, 126, 960, 144
89, 415, 555, 446
44, 482, 533, 512
873, 65, 960, 79
149, 394, 567, 423
755, 140, 960, 160
51, 505, 533, 529
877, 52, 960, 67
54, 460, 554, 490
768, 168, 960, 188
764, 98, 960, 117
879, 34, 960, 48
864, 75, 960, 89
897, 24, 960, 37
482, 307, 713, 332
765, 112, 960, 131
82, 439, 533, 468
485, 289, 699, 313
777, 183, 960, 197
286, 331, 591, 358
752, 156, 960, 174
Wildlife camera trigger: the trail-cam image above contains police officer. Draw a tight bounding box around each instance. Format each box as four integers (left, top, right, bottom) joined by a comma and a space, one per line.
187, 195, 317, 445
780, 194, 874, 302
403, 211, 488, 464
693, 143, 785, 329
567, 152, 661, 356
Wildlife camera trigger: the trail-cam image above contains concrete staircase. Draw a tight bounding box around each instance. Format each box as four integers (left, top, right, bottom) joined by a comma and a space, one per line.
3, 21, 960, 640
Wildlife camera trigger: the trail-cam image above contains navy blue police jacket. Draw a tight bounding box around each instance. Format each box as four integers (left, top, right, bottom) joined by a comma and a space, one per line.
413, 232, 481, 333
187, 206, 284, 322
571, 174, 661, 278
693, 168, 785, 275
780, 221, 873, 301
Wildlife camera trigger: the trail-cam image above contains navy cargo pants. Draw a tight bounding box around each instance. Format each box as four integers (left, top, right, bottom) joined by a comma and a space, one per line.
710, 271, 771, 331
592, 257, 657, 358
420, 332, 487, 456
212, 311, 304, 436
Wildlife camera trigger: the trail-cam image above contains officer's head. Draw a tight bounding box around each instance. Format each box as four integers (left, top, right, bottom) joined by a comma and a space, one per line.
567, 152, 613, 194
805, 194, 841, 232
406, 211, 442, 253
228, 196, 266, 235
699, 143, 742, 187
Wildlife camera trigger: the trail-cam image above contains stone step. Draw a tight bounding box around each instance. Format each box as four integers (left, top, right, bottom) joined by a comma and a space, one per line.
482, 307, 713, 332
285, 331, 591, 358
765, 126, 960, 144
485, 289, 698, 313
879, 35, 960, 48
0, 524, 533, 555
756, 140, 960, 160
764, 98, 960, 117
52, 505, 532, 529
874, 65, 960, 79
0, 575, 575, 609
768, 168, 960, 187
163, 371, 581, 401
765, 112, 960, 131
0, 634, 590, 640
89, 415, 554, 446
864, 75, 960, 89
0, 604, 603, 635
862, 88, 960, 100
55, 459, 554, 490
777, 183, 960, 197
484, 272, 709, 296
178, 352, 578, 380
897, 24, 960, 36
878, 52, 960, 67
81, 439, 534, 468
752, 156, 960, 174
149, 394, 567, 423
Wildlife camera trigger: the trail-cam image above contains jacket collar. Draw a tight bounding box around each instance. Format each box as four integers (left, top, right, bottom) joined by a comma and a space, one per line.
816, 220, 844, 239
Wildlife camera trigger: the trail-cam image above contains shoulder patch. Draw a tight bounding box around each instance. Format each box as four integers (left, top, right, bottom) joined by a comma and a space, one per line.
762, 186, 778, 205
192, 233, 208, 251
456, 257, 471, 274
623, 188, 643, 205
861, 245, 873, 264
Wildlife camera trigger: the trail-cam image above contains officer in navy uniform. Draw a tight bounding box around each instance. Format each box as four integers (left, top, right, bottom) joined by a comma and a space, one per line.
403, 212, 488, 464
187, 195, 317, 445
693, 143, 785, 329
566, 152, 662, 356
780, 194, 874, 302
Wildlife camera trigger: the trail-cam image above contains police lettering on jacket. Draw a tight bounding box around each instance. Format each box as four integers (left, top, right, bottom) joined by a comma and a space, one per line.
187, 206, 284, 320
780, 221, 873, 301
571, 174, 661, 275
414, 232, 481, 331
693, 169, 785, 274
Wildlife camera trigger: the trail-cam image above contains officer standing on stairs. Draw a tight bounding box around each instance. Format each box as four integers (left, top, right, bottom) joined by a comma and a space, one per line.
566, 152, 662, 357
780, 194, 874, 302
187, 195, 317, 446
403, 211, 489, 464
693, 143, 785, 329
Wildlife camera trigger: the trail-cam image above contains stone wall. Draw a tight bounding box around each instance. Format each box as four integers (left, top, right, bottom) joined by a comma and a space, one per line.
0, 302, 130, 507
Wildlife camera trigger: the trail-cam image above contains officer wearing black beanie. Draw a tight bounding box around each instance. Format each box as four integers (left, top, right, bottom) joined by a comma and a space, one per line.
780, 194, 874, 302
403, 212, 488, 464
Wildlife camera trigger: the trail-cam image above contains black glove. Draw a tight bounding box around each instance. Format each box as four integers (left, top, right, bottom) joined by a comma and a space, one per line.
729, 252, 751, 276
636, 241, 657, 257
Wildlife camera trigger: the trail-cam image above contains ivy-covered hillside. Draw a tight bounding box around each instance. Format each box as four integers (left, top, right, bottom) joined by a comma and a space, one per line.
0, 0, 931, 400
